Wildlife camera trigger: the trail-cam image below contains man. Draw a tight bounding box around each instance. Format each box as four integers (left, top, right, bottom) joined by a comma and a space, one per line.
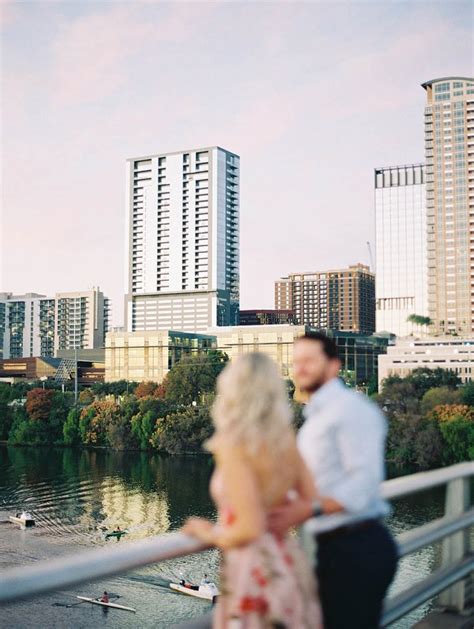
100, 591, 109, 603
270, 331, 398, 629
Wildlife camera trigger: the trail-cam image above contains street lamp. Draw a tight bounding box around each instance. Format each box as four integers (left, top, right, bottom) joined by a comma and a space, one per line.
40, 376, 48, 390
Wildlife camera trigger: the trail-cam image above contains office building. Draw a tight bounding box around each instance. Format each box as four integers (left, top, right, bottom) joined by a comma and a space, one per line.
422, 77, 474, 335
0, 356, 105, 386
105, 330, 216, 383
125, 146, 240, 333
105, 325, 387, 386
0, 293, 55, 358
374, 164, 428, 336
275, 264, 375, 334
378, 337, 474, 386
239, 309, 295, 326
55, 288, 109, 351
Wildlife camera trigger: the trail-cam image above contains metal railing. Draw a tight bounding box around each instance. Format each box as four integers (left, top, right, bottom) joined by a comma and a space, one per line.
1, 462, 473, 627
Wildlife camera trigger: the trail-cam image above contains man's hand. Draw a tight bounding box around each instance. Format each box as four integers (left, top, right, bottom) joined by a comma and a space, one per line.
267, 497, 313, 538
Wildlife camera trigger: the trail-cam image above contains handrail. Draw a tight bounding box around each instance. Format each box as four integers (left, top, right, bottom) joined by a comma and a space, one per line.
0, 532, 209, 603
382, 555, 474, 626
396, 509, 474, 557
0, 462, 473, 611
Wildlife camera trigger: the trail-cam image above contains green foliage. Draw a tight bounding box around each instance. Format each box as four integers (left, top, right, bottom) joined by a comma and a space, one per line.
439, 420, 474, 464
460, 381, 474, 407
149, 406, 213, 454
91, 380, 137, 397
407, 314, 432, 327
420, 387, 462, 415
386, 415, 443, 471
63, 408, 81, 445
164, 351, 228, 405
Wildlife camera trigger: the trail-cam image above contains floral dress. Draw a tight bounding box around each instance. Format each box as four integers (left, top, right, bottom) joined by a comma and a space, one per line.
211, 472, 322, 629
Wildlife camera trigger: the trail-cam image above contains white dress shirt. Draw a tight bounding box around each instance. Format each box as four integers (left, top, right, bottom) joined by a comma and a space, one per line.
297, 377, 389, 519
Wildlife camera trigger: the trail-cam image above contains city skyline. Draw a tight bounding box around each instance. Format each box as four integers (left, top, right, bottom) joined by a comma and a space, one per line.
1, 2, 472, 325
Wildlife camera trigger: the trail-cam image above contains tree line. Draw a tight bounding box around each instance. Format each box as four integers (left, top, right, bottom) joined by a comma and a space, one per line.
0, 353, 473, 469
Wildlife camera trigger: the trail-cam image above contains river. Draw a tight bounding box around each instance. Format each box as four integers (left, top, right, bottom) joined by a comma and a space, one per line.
0, 445, 448, 628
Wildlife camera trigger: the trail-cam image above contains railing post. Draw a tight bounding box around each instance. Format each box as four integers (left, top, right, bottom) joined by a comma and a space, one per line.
438, 477, 472, 612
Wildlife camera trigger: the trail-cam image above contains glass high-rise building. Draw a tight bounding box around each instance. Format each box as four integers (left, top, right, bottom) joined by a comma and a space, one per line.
374, 164, 428, 336
423, 77, 474, 335
125, 146, 240, 333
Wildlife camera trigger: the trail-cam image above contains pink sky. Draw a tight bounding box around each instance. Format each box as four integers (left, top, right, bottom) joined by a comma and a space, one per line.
1, 1, 472, 325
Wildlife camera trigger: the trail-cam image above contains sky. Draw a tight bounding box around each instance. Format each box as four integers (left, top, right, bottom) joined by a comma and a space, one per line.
1, 0, 472, 325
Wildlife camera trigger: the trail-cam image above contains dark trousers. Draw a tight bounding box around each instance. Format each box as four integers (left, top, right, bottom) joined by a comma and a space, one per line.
316, 521, 398, 629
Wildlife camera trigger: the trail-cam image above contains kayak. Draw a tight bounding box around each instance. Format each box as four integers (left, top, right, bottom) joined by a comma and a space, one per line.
105, 530, 128, 539
170, 582, 219, 601
76, 596, 136, 613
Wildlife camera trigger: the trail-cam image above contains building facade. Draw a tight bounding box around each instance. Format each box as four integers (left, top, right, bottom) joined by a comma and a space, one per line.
378, 337, 474, 386
125, 146, 240, 333
0, 293, 55, 358
423, 77, 474, 335
105, 325, 387, 386
275, 264, 375, 334
105, 330, 216, 383
238, 309, 296, 326
375, 164, 428, 336
55, 288, 109, 351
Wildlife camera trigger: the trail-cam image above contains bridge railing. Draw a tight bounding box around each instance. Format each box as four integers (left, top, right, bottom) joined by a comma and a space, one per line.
0, 462, 473, 627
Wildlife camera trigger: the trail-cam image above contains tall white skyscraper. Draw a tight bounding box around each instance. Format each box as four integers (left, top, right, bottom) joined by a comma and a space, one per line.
375, 164, 428, 337
125, 146, 240, 333
423, 77, 474, 335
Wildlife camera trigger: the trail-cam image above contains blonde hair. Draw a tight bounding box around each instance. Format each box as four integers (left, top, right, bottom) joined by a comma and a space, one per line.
209, 352, 293, 455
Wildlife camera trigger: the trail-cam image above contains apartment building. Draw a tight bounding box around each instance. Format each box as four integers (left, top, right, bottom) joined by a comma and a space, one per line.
275, 264, 375, 334
125, 146, 240, 333
423, 77, 474, 335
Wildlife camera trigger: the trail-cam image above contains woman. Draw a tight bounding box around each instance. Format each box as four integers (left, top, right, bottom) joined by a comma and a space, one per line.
183, 353, 322, 628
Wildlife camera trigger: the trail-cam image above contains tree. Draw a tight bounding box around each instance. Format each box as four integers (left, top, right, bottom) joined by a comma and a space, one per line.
460, 381, 474, 407
165, 351, 228, 405
130, 397, 174, 450
135, 381, 158, 399
78, 389, 94, 405
25, 388, 54, 422
91, 380, 137, 397
407, 368, 461, 397
149, 406, 213, 454
421, 387, 462, 415
63, 408, 81, 445
430, 404, 474, 423
386, 415, 443, 471
407, 314, 433, 332
439, 420, 474, 464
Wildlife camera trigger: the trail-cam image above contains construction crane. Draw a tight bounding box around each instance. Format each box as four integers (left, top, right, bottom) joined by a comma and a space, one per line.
367, 241, 374, 271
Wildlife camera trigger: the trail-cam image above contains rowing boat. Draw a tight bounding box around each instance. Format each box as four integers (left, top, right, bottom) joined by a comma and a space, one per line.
170, 582, 219, 601
104, 530, 128, 539
9, 512, 35, 528
76, 596, 136, 612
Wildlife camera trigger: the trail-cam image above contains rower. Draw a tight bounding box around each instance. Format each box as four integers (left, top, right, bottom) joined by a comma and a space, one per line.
200, 574, 210, 586
100, 591, 109, 603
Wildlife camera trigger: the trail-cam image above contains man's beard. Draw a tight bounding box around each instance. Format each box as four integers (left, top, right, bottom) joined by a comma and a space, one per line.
300, 376, 326, 394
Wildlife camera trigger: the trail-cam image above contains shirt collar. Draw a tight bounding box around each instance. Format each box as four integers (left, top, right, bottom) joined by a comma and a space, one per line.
304, 377, 346, 415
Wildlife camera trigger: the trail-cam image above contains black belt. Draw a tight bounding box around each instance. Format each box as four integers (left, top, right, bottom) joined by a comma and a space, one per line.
316, 518, 380, 542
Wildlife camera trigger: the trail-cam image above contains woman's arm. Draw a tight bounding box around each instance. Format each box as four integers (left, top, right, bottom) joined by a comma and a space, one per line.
183, 444, 265, 550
